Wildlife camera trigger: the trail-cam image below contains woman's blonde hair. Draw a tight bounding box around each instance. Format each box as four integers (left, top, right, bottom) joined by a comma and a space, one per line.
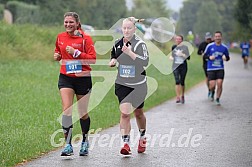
124, 17, 144, 25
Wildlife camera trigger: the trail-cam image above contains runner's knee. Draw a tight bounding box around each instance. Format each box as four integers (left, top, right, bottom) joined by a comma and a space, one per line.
175, 78, 181, 85
121, 113, 130, 120
134, 109, 144, 119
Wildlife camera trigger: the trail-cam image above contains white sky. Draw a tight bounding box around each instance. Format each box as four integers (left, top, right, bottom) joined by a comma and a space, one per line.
167, 0, 184, 11
125, 0, 184, 11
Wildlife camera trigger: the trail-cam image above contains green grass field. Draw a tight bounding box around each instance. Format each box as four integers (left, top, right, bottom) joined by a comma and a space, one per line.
0, 22, 205, 167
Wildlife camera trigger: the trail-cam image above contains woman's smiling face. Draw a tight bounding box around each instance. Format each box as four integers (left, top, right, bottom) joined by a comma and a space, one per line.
64, 16, 78, 34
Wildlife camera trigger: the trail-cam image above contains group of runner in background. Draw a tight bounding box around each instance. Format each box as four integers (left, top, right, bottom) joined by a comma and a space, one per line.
53, 12, 251, 157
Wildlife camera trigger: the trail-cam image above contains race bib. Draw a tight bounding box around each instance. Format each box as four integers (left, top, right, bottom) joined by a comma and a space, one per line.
66, 60, 82, 74
243, 50, 247, 54
174, 56, 184, 64
119, 65, 135, 78
212, 59, 221, 67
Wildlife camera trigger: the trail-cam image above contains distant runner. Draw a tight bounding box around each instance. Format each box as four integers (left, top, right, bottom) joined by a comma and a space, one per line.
197, 32, 214, 98
240, 41, 251, 69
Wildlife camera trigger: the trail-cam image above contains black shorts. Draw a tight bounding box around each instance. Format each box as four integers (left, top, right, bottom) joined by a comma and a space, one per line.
207, 70, 225, 81
58, 73, 92, 95
115, 83, 147, 109
242, 54, 249, 58
173, 64, 187, 86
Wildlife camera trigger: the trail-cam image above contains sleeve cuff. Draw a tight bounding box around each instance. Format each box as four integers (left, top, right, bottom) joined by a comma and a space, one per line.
73, 49, 81, 58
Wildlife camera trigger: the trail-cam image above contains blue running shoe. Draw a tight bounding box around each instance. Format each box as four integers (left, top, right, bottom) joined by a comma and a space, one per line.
79, 142, 89, 156
208, 91, 211, 98
208, 91, 214, 101
61, 144, 73, 156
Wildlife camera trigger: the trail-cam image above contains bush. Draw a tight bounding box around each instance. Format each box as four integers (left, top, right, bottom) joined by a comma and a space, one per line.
0, 3, 4, 20
0, 22, 63, 61
6, 1, 40, 24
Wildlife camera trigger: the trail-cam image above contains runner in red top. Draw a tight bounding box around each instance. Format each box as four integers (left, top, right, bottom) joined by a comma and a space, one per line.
53, 12, 96, 157
54, 20, 96, 77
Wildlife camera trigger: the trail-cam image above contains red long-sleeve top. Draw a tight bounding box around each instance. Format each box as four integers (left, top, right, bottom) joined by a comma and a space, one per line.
54, 30, 96, 77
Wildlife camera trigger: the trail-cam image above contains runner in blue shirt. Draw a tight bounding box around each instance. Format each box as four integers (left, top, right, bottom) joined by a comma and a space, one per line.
203, 31, 230, 105
240, 41, 251, 69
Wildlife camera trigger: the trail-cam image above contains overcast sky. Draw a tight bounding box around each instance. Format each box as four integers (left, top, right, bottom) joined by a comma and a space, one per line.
167, 0, 184, 11
125, 0, 184, 11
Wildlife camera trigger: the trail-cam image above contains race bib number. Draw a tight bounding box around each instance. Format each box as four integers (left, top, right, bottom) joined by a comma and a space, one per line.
66, 60, 82, 74
243, 50, 247, 54
119, 65, 135, 78
174, 56, 184, 64
212, 59, 221, 67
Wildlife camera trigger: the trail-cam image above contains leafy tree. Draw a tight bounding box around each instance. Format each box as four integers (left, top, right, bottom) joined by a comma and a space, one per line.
178, 0, 237, 41
193, 1, 221, 38
212, 0, 237, 41
0, 0, 37, 4
75, 0, 127, 29
178, 0, 201, 35
131, 0, 170, 19
0, 4, 4, 19
1, 0, 127, 28
103, 0, 127, 28
68, 0, 127, 29
37, 0, 74, 25
234, 0, 252, 31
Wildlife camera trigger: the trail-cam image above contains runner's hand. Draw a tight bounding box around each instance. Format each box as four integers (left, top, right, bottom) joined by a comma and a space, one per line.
109, 58, 117, 67
222, 55, 227, 61
169, 55, 174, 60
209, 55, 215, 60
122, 43, 132, 55
66, 46, 75, 55
54, 52, 61, 61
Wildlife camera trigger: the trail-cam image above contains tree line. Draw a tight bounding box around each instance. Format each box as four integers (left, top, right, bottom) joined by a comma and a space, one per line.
0, 0, 170, 29
1, 0, 251, 41
177, 0, 252, 41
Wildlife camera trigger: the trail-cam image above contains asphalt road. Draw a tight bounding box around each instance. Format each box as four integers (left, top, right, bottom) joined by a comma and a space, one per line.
19, 53, 252, 167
